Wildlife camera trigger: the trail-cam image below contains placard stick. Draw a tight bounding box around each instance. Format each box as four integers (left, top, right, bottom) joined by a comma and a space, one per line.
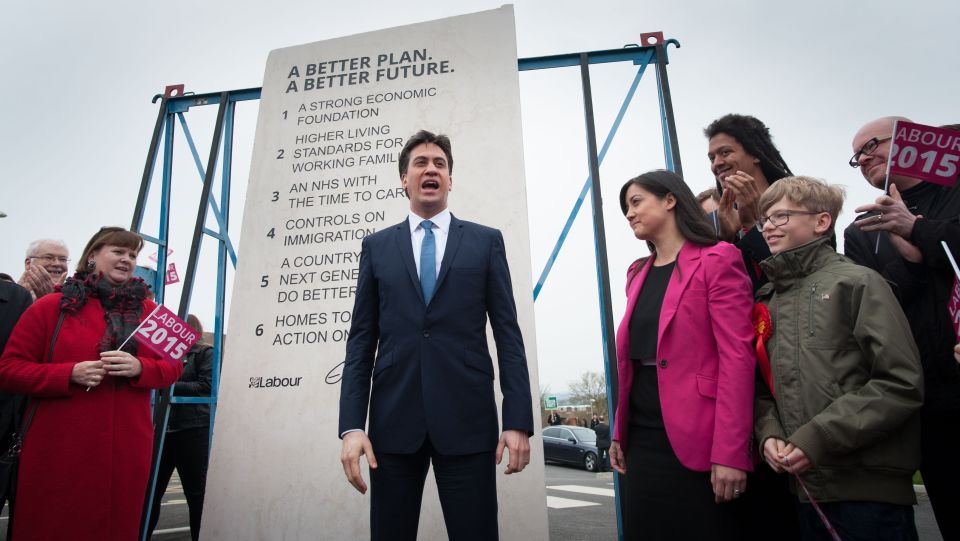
942, 241, 960, 281
875, 119, 899, 254
117, 303, 162, 351
86, 304, 162, 392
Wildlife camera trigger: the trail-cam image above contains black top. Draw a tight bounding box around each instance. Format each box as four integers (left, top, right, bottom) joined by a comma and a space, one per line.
594, 422, 611, 447
168, 344, 214, 432
0, 281, 32, 449
844, 181, 960, 413
628, 261, 675, 361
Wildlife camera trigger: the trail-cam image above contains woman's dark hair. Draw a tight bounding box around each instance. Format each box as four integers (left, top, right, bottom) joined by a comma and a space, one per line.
704, 114, 793, 192
187, 314, 207, 345
187, 314, 204, 335
619, 170, 718, 258
76, 226, 144, 274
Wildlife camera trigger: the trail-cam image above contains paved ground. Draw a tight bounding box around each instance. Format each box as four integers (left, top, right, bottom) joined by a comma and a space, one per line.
0, 474, 193, 541
543, 463, 944, 541
0, 467, 946, 540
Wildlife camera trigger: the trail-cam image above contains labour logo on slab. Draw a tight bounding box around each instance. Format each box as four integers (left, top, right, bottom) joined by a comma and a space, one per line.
134, 304, 200, 361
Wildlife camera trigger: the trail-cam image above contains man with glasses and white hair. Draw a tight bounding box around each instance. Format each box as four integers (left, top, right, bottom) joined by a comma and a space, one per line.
17, 239, 69, 300
844, 118, 960, 540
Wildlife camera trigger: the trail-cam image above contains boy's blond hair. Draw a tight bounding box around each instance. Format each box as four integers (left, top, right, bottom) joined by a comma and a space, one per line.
758, 176, 845, 234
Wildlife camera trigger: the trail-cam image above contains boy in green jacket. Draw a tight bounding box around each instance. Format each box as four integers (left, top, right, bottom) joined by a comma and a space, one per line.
754, 176, 924, 541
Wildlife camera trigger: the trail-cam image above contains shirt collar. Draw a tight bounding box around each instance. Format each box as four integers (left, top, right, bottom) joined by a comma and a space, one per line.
409, 208, 451, 234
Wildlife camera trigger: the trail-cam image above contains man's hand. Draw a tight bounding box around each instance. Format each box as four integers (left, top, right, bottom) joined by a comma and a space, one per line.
340, 431, 378, 494
716, 188, 742, 241
711, 464, 747, 503
18, 265, 55, 299
723, 171, 762, 229
609, 441, 626, 474
854, 184, 918, 239
780, 443, 812, 475
496, 429, 530, 474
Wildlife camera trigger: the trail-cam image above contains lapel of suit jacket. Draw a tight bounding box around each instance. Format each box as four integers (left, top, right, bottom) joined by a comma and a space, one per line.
657, 242, 702, 347
394, 218, 424, 302
433, 214, 464, 301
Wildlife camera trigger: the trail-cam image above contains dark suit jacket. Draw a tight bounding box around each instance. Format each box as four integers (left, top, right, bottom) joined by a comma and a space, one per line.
0, 281, 32, 448
593, 422, 610, 448
338, 215, 534, 455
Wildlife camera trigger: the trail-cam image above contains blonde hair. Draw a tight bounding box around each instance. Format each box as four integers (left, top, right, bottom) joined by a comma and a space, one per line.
758, 176, 845, 234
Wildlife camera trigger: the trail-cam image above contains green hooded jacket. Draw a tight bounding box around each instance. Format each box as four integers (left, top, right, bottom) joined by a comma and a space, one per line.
754, 236, 923, 505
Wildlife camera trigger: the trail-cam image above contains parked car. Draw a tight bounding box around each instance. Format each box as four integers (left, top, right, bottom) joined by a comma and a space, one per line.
542, 426, 600, 472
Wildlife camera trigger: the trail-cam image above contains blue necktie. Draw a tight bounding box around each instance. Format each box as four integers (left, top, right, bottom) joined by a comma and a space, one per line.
420, 220, 436, 304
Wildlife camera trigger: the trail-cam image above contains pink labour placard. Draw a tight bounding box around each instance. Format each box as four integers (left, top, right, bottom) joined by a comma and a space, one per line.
890, 121, 960, 186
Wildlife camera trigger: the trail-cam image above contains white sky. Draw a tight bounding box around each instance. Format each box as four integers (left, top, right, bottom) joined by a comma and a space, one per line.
2, 0, 957, 393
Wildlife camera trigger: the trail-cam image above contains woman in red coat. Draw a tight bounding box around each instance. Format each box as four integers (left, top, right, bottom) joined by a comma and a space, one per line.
0, 227, 183, 541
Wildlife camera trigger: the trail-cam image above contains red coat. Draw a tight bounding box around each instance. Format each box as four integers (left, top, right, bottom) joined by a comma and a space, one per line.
0, 293, 183, 541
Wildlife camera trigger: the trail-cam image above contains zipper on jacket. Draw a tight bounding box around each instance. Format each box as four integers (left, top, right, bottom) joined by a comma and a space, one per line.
808, 283, 818, 337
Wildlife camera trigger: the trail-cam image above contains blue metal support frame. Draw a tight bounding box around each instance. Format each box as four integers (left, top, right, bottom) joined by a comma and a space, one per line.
576, 51, 624, 539
519, 39, 681, 541
531, 50, 653, 300
132, 88, 259, 541
176, 112, 238, 266
133, 39, 683, 541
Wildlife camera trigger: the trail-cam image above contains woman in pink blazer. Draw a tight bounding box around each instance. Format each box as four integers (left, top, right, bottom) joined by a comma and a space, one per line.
608, 170, 756, 540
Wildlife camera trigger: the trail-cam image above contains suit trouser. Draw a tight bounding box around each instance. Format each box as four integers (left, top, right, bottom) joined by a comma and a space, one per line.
736, 461, 800, 541
147, 427, 210, 541
370, 437, 498, 541
598, 445, 610, 470
797, 501, 917, 541
921, 410, 960, 541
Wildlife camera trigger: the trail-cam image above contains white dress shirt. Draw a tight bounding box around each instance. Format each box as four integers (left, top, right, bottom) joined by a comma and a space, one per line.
409, 208, 450, 278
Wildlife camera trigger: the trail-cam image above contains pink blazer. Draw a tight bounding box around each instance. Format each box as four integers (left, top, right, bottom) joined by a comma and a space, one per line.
613, 241, 756, 472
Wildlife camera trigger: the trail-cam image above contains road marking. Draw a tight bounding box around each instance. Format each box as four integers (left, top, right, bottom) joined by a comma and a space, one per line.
546, 495, 600, 509
153, 526, 191, 535
548, 485, 615, 498
161, 499, 188, 506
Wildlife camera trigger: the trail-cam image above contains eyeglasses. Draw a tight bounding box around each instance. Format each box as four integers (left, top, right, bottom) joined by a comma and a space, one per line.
29, 255, 70, 263
756, 210, 824, 231
849, 136, 892, 168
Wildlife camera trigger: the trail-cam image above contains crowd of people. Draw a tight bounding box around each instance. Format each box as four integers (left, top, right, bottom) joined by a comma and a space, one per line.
2, 114, 958, 541
608, 114, 960, 541
0, 228, 213, 540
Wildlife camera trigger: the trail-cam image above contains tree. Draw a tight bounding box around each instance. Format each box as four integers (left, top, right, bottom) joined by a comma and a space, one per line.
568, 371, 608, 418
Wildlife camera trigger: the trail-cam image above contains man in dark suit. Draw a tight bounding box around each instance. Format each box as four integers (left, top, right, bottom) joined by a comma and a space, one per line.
338, 130, 534, 541
593, 415, 610, 472
0, 278, 33, 516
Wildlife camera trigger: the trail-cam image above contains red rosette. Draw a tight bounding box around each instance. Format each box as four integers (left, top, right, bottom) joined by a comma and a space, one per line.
752, 303, 774, 397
